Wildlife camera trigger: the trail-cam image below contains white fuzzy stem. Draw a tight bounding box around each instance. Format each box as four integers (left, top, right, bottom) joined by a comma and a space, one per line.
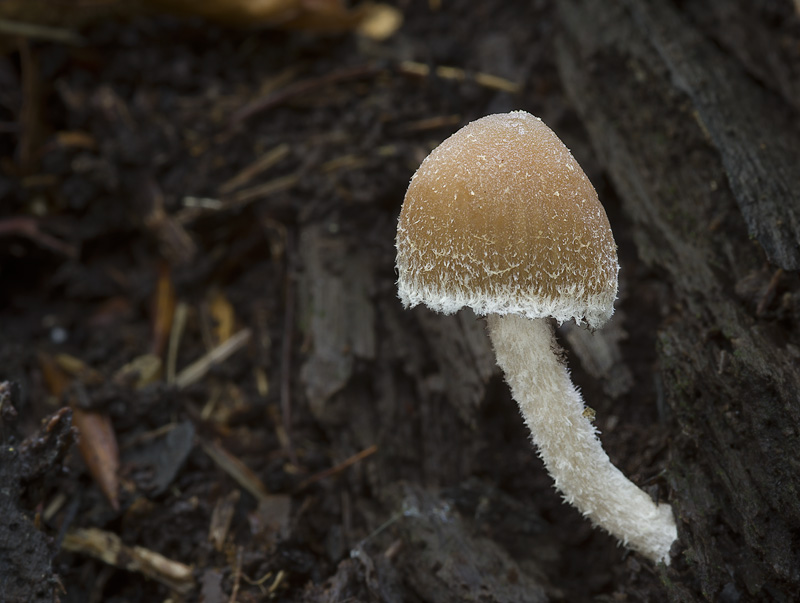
487, 314, 677, 564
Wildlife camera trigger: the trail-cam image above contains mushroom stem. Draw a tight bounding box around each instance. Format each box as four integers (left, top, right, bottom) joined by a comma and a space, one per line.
486, 313, 677, 564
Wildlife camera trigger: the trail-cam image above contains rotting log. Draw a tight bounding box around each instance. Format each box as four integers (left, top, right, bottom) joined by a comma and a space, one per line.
557, 0, 800, 599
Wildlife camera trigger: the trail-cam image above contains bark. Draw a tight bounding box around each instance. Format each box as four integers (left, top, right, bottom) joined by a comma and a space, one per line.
557, 0, 800, 599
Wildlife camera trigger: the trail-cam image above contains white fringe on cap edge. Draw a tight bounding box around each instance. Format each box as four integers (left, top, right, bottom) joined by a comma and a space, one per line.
397, 276, 615, 330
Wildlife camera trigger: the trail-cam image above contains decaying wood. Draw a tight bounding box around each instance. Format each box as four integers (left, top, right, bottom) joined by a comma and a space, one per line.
415, 308, 497, 426
560, 315, 633, 399
383, 484, 549, 603
299, 224, 377, 421
629, 1, 800, 272
297, 220, 473, 485
4, 1, 798, 599
557, 0, 800, 599
304, 483, 551, 603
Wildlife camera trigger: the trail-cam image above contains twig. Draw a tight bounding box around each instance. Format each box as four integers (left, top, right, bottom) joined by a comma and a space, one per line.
227, 173, 298, 208
200, 438, 271, 502
397, 60, 521, 93
294, 444, 378, 492
62, 528, 195, 594
0, 216, 78, 257
174, 328, 251, 389
151, 261, 176, 357
227, 546, 243, 603
0, 19, 85, 45
166, 302, 189, 385
230, 64, 381, 125
268, 570, 287, 595
218, 143, 290, 195
403, 114, 462, 132
241, 570, 274, 591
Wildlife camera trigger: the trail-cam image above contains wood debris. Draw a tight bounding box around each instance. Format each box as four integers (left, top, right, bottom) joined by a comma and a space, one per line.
62, 527, 195, 595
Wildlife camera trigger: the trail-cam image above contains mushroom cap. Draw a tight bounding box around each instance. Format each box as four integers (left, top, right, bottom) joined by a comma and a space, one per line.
396, 110, 618, 329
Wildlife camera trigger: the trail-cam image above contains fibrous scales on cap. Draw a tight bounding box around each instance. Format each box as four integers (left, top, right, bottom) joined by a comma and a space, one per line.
395, 111, 677, 564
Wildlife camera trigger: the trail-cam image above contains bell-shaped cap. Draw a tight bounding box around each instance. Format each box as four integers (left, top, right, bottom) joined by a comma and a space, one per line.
396, 111, 618, 329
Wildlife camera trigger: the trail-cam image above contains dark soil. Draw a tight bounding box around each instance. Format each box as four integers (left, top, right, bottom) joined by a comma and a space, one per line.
1, 2, 686, 601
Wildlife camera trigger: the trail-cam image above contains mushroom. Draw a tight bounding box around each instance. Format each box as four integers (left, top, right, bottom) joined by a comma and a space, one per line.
395, 111, 677, 564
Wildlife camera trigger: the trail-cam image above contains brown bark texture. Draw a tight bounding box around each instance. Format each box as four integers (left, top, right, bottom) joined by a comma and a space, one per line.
557, 0, 800, 599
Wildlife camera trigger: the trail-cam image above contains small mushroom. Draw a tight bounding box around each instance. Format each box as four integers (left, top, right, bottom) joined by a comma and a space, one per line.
395, 111, 677, 564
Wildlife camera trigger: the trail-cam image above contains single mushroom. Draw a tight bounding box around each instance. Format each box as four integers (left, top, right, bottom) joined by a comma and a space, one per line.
395, 110, 677, 564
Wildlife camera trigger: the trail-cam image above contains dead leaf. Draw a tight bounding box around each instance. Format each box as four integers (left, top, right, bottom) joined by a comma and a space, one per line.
72, 406, 120, 511
39, 353, 120, 510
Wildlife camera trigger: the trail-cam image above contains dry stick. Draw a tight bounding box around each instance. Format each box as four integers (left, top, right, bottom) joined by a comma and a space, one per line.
227, 546, 243, 603
166, 302, 189, 385
151, 261, 175, 357
0, 216, 78, 257
294, 444, 378, 493
396, 60, 521, 93
174, 328, 251, 389
230, 64, 381, 125
240, 569, 274, 591
0, 19, 85, 44
62, 528, 194, 594
200, 438, 271, 503
218, 143, 290, 195
227, 173, 298, 208
268, 570, 287, 595
230, 61, 519, 126
403, 114, 462, 132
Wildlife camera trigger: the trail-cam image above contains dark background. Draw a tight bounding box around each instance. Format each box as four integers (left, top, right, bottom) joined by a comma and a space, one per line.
1, 1, 799, 601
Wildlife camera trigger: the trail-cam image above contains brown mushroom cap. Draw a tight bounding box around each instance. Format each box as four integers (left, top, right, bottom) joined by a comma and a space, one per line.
396, 110, 619, 329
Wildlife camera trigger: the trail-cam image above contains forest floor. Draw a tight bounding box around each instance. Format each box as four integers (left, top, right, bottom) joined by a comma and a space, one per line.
0, 2, 676, 601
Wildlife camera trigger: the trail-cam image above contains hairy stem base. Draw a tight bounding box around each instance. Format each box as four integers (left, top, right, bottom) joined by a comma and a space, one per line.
487, 313, 677, 564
